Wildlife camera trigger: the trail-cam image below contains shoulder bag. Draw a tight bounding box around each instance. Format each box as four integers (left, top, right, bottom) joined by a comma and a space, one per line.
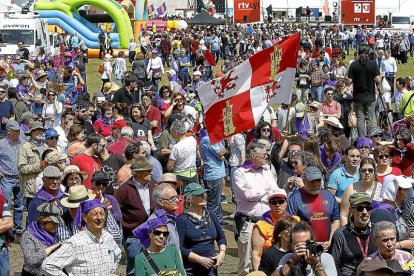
142, 250, 181, 276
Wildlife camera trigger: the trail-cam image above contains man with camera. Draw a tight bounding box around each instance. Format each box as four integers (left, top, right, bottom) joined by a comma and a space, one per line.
274, 223, 337, 276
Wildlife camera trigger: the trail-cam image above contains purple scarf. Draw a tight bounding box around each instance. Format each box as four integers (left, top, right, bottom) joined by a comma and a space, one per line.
240, 160, 264, 172
296, 115, 310, 140
74, 200, 105, 227
97, 115, 115, 127
132, 217, 167, 249
27, 221, 56, 247
36, 186, 64, 202
320, 145, 341, 171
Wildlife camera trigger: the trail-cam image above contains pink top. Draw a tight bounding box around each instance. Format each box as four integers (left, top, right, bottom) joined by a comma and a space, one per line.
319, 100, 342, 117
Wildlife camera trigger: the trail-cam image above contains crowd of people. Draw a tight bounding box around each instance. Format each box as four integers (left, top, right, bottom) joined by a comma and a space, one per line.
1, 20, 414, 276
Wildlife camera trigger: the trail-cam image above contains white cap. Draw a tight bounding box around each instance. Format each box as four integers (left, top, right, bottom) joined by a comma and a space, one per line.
193, 71, 202, 76
381, 175, 414, 201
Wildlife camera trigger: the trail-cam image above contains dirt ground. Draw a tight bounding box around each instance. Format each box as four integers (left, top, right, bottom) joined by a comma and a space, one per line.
8, 185, 240, 275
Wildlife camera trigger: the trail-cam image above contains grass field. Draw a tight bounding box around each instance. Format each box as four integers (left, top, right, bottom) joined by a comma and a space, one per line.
8, 51, 414, 275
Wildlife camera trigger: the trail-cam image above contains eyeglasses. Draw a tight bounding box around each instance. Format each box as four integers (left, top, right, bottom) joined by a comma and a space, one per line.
162, 195, 180, 202
270, 199, 286, 205
361, 168, 374, 174
378, 155, 389, 160
355, 205, 372, 212
152, 230, 169, 238
288, 150, 301, 155
261, 128, 271, 132
0, 90, 5, 94
48, 136, 58, 140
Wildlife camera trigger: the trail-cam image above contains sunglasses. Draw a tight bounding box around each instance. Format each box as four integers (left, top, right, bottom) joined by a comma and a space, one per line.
361, 168, 374, 174
0, 90, 5, 93
289, 150, 301, 155
48, 94, 56, 97
270, 199, 286, 205
162, 195, 180, 202
152, 230, 169, 238
95, 181, 109, 187
355, 205, 372, 212
378, 155, 389, 160
261, 128, 271, 132
326, 93, 333, 96
47, 136, 58, 140
372, 134, 382, 138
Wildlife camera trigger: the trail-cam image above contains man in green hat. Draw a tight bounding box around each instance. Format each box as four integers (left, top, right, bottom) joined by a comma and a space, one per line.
18, 121, 48, 207
330, 192, 377, 276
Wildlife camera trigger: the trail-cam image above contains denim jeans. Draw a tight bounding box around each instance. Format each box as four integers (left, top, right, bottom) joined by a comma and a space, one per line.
178, 71, 189, 87
161, 53, 170, 67
204, 178, 223, 220
0, 246, 9, 276
124, 236, 143, 276
354, 101, 376, 137
311, 86, 323, 102
1, 177, 23, 230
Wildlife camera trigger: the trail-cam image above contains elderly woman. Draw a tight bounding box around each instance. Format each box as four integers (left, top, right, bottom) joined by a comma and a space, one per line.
251, 190, 297, 271
133, 218, 185, 276
167, 69, 181, 94
21, 202, 63, 275
390, 128, 414, 176
66, 124, 86, 158
56, 185, 122, 244
374, 145, 402, 183
147, 49, 164, 90
61, 165, 88, 191
93, 102, 115, 137
258, 217, 298, 276
176, 183, 227, 276
340, 158, 382, 226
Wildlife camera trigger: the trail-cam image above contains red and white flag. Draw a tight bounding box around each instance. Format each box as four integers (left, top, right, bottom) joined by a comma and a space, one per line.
198, 33, 300, 144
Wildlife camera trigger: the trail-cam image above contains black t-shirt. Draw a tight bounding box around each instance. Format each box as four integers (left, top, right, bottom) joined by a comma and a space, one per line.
17, 47, 30, 60
131, 119, 151, 141
259, 246, 290, 276
348, 59, 380, 102
371, 208, 410, 241
101, 154, 125, 195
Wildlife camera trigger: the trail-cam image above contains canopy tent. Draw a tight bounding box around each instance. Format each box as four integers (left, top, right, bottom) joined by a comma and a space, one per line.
186, 11, 225, 25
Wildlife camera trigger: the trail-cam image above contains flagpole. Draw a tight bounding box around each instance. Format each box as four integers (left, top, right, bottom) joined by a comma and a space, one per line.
283, 103, 291, 133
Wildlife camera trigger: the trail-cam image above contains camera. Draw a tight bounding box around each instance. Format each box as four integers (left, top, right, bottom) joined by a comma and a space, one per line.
306, 240, 324, 257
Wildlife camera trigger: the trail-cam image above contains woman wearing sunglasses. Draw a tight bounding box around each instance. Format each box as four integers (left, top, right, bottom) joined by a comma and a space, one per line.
253, 121, 275, 144
390, 128, 414, 177
340, 158, 382, 226
251, 190, 299, 272
176, 183, 227, 276
133, 218, 185, 276
374, 145, 402, 183
41, 90, 63, 129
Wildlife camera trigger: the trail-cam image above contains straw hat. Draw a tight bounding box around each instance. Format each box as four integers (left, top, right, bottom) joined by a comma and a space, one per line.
36, 70, 47, 81
60, 185, 95, 208
157, 173, 183, 188
322, 116, 343, 129
61, 165, 88, 185
103, 82, 120, 94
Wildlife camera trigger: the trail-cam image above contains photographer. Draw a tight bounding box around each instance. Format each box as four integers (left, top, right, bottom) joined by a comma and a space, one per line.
274, 223, 337, 276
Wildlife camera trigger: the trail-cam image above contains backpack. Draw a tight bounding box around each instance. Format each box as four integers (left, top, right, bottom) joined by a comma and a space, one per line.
98, 63, 105, 74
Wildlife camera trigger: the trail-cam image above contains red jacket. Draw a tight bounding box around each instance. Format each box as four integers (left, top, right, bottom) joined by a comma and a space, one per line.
114, 178, 156, 237
390, 143, 414, 177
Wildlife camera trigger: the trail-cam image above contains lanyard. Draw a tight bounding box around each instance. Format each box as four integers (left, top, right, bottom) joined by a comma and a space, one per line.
356, 236, 369, 259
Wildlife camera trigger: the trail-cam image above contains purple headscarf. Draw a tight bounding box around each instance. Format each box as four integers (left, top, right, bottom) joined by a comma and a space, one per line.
27, 221, 56, 247
132, 218, 167, 248
74, 199, 105, 228
356, 137, 373, 149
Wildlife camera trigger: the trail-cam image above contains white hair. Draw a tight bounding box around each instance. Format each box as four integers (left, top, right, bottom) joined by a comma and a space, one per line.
120, 126, 134, 138
140, 141, 151, 157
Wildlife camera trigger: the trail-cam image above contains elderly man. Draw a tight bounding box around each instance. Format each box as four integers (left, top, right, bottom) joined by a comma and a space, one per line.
275, 223, 337, 276
34, 149, 67, 193
148, 177, 181, 251
367, 221, 414, 271
330, 193, 377, 276
107, 124, 133, 156
0, 121, 25, 234
18, 121, 48, 207
288, 166, 340, 251
233, 141, 282, 276
42, 200, 121, 275
114, 156, 156, 276
140, 141, 162, 183
28, 166, 64, 224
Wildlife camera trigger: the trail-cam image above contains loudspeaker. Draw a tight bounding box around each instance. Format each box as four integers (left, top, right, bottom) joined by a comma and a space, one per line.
325, 15, 332, 22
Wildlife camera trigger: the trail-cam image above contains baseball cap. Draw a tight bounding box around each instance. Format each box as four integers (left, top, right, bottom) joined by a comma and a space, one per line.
268, 190, 287, 201
45, 128, 59, 139
6, 120, 20, 131
91, 171, 110, 183
349, 192, 372, 207
193, 71, 202, 76
381, 175, 414, 201
394, 175, 414, 189
303, 166, 323, 181
183, 183, 207, 197
295, 102, 306, 118
43, 165, 63, 178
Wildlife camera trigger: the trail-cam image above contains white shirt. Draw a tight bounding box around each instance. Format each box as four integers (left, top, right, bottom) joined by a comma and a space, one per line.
233, 164, 281, 217
380, 56, 398, 74
133, 178, 151, 215
42, 101, 63, 128
147, 56, 164, 74
169, 136, 197, 173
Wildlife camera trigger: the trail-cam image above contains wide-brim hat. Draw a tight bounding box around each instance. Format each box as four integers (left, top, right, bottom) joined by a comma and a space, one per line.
157, 173, 184, 188
61, 165, 88, 184
36, 70, 47, 80
60, 185, 96, 208
103, 82, 119, 94
322, 116, 343, 129
25, 121, 45, 135
131, 157, 153, 172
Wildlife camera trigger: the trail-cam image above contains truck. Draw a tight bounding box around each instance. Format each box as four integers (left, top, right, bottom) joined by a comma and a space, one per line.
389, 12, 413, 31
0, 11, 54, 57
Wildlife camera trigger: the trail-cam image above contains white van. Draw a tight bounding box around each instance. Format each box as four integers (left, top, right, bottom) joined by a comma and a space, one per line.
0, 12, 53, 57
390, 13, 413, 31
